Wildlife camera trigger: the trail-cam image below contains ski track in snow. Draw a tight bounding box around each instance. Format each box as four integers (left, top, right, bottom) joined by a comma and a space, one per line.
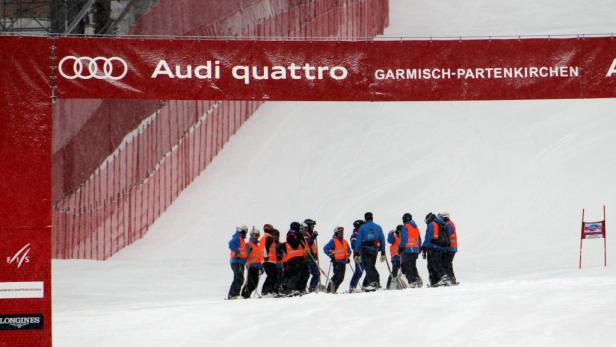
53, 0, 616, 346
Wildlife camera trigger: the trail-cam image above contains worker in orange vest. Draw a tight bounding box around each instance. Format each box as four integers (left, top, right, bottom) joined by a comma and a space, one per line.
241, 227, 264, 298
284, 221, 307, 296
421, 212, 451, 287
323, 226, 351, 293
259, 224, 278, 296
400, 213, 423, 287
439, 212, 458, 285
273, 229, 285, 295
227, 225, 248, 300
386, 225, 402, 289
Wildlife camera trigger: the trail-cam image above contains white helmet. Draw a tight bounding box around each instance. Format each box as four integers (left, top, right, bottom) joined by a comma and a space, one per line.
437, 212, 450, 219
250, 226, 260, 235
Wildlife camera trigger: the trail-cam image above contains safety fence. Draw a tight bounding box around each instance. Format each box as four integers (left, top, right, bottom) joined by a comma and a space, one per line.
52, 0, 389, 259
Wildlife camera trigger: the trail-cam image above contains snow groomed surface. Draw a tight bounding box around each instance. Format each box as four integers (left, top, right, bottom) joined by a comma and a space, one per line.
53, 1, 616, 346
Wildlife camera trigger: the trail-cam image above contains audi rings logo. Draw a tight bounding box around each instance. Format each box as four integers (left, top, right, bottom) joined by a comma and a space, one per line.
58, 56, 128, 80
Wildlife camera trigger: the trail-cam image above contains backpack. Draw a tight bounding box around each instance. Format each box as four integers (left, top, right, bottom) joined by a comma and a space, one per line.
432, 221, 450, 247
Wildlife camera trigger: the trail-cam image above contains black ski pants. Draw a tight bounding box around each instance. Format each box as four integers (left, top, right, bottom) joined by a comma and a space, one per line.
298, 258, 311, 292
328, 262, 346, 293
386, 260, 400, 289
445, 251, 456, 283
228, 263, 245, 299
285, 257, 307, 293
241, 267, 261, 298
401, 252, 420, 284
361, 250, 380, 288
427, 249, 447, 285
261, 262, 278, 295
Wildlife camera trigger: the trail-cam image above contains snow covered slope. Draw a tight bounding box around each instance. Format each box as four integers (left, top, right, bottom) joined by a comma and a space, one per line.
53, 1, 616, 346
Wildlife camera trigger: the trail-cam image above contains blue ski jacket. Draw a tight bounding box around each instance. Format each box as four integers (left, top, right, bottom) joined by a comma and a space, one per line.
350, 228, 360, 256
323, 237, 352, 264
421, 217, 446, 251
356, 221, 385, 255
228, 231, 247, 265
400, 220, 422, 254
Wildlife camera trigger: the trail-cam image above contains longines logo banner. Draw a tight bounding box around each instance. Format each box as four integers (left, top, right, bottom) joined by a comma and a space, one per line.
0, 314, 44, 330
55, 37, 616, 101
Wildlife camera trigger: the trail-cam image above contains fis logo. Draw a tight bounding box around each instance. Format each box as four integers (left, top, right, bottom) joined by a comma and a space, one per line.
607, 58, 616, 77
7, 243, 31, 268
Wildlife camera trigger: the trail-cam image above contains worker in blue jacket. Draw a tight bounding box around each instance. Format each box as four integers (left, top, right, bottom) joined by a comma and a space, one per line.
348, 219, 366, 293
354, 212, 385, 291
400, 213, 423, 287
323, 226, 352, 293
422, 213, 451, 287
227, 225, 248, 299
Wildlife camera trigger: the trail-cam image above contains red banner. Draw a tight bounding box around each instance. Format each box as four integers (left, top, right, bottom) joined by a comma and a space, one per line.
0, 36, 52, 347
55, 37, 616, 101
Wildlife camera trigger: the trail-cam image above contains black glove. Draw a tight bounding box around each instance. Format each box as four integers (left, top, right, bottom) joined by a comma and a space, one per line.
346, 258, 350, 264
421, 251, 427, 259
313, 231, 318, 237
259, 268, 264, 275
330, 255, 335, 262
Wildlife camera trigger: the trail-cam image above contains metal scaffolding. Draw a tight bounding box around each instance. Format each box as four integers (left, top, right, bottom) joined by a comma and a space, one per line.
0, 0, 142, 34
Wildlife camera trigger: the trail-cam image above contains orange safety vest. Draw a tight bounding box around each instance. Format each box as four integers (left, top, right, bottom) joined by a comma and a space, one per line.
431, 221, 441, 240
404, 223, 421, 249
286, 243, 306, 261
230, 237, 248, 259
446, 220, 457, 248
310, 238, 318, 256
332, 238, 350, 260
260, 233, 277, 262
246, 240, 265, 266
390, 233, 400, 257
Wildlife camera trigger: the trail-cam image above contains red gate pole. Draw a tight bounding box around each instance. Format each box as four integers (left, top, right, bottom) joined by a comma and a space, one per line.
604, 205, 607, 267
579, 208, 585, 269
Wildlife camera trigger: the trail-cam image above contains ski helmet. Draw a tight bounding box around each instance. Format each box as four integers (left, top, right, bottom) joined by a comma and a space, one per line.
333, 226, 344, 237
425, 213, 435, 224
250, 226, 260, 236
304, 218, 316, 226
402, 213, 413, 223
290, 221, 301, 232
353, 220, 364, 228
437, 212, 450, 219
364, 212, 373, 221
263, 224, 274, 233
237, 225, 248, 236
396, 224, 403, 233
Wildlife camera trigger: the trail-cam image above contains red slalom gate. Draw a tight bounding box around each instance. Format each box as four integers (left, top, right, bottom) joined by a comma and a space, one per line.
579, 205, 607, 268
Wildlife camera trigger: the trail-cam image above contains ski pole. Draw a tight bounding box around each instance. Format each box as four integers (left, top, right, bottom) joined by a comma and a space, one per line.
314, 238, 323, 288
324, 261, 333, 292
253, 269, 263, 299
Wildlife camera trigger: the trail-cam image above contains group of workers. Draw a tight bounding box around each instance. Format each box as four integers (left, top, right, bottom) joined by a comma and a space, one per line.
227, 211, 458, 299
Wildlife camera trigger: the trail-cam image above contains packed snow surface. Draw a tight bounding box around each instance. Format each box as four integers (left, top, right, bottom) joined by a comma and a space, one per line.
54, 1, 616, 346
